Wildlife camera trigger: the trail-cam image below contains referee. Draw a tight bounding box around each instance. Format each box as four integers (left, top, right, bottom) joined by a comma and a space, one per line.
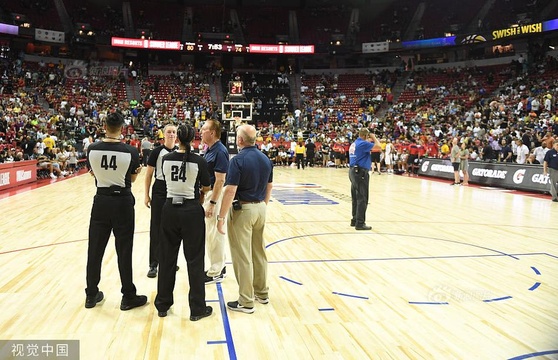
155, 124, 213, 320
144, 124, 177, 278
85, 111, 147, 310
543, 140, 558, 202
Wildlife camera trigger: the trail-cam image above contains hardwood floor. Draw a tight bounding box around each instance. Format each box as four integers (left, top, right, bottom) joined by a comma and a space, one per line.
0, 166, 557, 360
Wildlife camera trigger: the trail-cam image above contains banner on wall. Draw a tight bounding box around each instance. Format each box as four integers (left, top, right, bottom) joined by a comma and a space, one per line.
362, 41, 389, 53
35, 28, 65, 43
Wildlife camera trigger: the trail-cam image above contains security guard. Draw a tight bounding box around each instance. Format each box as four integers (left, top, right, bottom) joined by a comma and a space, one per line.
155, 124, 213, 321
85, 111, 147, 311
348, 128, 378, 230
144, 124, 177, 278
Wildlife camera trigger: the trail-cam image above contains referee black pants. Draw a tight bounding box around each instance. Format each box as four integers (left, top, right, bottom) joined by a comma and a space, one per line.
155, 200, 207, 316
350, 167, 370, 227
149, 180, 166, 268
86, 194, 137, 299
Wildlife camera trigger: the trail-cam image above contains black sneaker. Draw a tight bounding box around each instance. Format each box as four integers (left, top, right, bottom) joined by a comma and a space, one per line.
120, 295, 148, 311
158, 310, 168, 318
355, 225, 372, 230
227, 301, 254, 314
204, 266, 227, 285
147, 267, 157, 278
85, 291, 104, 309
204, 272, 225, 284
350, 220, 356, 227
190, 306, 213, 321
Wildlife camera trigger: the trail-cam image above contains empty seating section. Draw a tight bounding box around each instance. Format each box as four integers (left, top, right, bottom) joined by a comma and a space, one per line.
64, 0, 125, 37
192, 5, 230, 34
238, 7, 289, 44
420, 0, 483, 39
132, 1, 184, 41
358, 0, 416, 43
3, 0, 62, 31
298, 5, 351, 45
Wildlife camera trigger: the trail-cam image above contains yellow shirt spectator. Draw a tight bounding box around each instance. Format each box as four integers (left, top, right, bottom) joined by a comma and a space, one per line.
43, 135, 55, 149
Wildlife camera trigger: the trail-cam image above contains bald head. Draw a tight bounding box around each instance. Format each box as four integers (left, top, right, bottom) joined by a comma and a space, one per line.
237, 125, 257, 147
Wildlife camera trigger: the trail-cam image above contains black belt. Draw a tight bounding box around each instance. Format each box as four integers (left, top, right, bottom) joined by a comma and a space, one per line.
239, 200, 263, 204
97, 187, 131, 196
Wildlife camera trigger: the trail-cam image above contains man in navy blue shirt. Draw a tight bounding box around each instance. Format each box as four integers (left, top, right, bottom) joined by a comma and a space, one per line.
217, 124, 273, 314
200, 119, 230, 283
543, 140, 558, 202
348, 128, 379, 230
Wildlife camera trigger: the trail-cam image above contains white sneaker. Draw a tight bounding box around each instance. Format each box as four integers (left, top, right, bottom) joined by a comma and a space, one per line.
61, 171, 68, 176
50, 173, 57, 179
255, 296, 269, 304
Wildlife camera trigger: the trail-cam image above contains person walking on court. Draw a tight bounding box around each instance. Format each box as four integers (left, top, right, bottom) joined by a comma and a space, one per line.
459, 142, 470, 186
85, 111, 147, 310
155, 124, 213, 320
543, 140, 558, 202
200, 119, 229, 284
295, 140, 305, 169
144, 124, 177, 278
450, 137, 461, 185
217, 124, 273, 314
348, 128, 378, 230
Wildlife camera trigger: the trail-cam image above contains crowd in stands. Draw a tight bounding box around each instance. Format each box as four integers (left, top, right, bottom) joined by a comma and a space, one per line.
1, 50, 558, 183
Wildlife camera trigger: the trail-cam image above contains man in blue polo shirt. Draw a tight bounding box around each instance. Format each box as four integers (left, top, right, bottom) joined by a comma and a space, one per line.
217, 124, 273, 314
348, 128, 379, 230
201, 119, 229, 284
543, 140, 558, 202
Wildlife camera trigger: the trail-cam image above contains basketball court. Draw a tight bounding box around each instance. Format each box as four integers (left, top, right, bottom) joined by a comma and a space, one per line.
0, 167, 557, 359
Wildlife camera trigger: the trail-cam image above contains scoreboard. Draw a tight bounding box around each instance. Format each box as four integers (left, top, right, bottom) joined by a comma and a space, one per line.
110, 37, 315, 54
229, 81, 244, 97
183, 42, 248, 53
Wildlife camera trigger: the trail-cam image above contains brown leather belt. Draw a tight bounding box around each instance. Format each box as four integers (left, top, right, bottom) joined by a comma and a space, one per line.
239, 200, 263, 204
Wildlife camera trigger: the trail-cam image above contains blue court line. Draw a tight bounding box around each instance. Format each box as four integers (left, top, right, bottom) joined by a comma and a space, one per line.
483, 296, 513, 303
318, 308, 335, 311
207, 340, 227, 345
279, 276, 303, 285
206, 299, 220, 302
508, 350, 558, 360
332, 292, 369, 300
267, 253, 531, 265
265, 232, 526, 261
409, 302, 449, 305
531, 266, 541, 275
216, 283, 237, 360
528, 282, 541, 291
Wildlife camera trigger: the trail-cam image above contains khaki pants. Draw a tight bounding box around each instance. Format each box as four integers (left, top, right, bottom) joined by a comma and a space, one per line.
227, 202, 269, 307
203, 189, 227, 277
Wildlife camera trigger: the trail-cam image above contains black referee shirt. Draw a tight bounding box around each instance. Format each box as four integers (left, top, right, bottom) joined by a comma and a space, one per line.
87, 141, 140, 189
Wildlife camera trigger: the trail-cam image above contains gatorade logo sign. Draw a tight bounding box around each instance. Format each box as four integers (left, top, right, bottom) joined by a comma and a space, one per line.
512, 169, 526, 184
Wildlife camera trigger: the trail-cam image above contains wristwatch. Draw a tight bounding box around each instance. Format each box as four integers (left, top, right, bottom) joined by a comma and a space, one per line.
217, 215, 225, 221
210, 200, 217, 205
